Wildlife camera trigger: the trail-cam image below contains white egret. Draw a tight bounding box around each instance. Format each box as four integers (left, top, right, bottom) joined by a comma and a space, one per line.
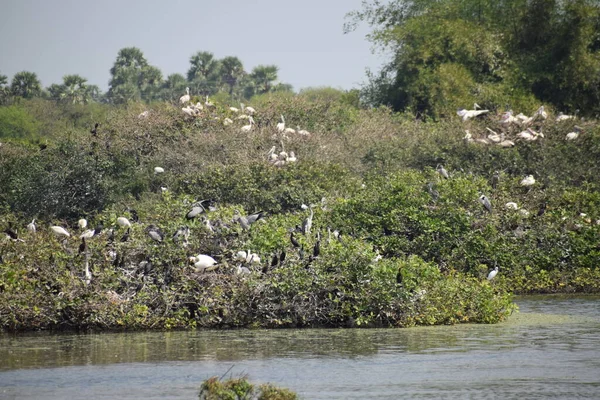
520, 175, 536, 187
117, 217, 131, 228
50, 226, 70, 237
457, 108, 489, 121
179, 87, 191, 105
154, 167, 165, 174
487, 266, 499, 281
27, 219, 36, 233
78, 219, 87, 229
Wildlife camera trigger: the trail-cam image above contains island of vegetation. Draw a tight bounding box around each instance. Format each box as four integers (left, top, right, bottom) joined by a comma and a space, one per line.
0, 0, 598, 332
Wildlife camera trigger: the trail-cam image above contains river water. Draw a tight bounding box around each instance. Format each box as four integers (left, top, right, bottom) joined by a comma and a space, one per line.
1, 295, 599, 399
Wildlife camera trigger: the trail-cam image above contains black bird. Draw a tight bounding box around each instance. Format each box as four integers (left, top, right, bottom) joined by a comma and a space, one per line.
79, 237, 87, 254
90, 122, 100, 136
39, 143, 47, 151
120, 228, 130, 242
537, 202, 547, 217
396, 270, 403, 285
94, 222, 104, 236
290, 232, 300, 248
279, 249, 286, 265
270, 253, 279, 268
313, 235, 321, 258
4, 225, 18, 240
129, 208, 139, 222
298, 246, 305, 260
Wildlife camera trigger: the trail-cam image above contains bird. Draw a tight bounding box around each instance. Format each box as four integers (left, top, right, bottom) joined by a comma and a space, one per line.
491, 171, 500, 190
146, 225, 164, 242
500, 110, 519, 126
537, 202, 547, 217
27, 219, 36, 233
505, 202, 519, 210
286, 152, 297, 163
80, 229, 95, 239
78, 219, 87, 229
234, 210, 265, 230
244, 105, 256, 115
487, 266, 499, 281
517, 128, 542, 141
457, 108, 489, 121
284, 127, 296, 135
479, 194, 492, 213
229, 106, 239, 113
296, 126, 311, 137
172, 226, 190, 244
186, 205, 205, 220
290, 231, 301, 248
117, 217, 132, 228
78, 237, 87, 254
236, 265, 251, 275
241, 116, 255, 133
194, 254, 217, 272
204, 96, 215, 108
179, 87, 191, 104
556, 112, 575, 122
154, 167, 165, 174
302, 207, 314, 235
533, 105, 547, 120
138, 110, 150, 119
277, 115, 286, 132
313, 235, 321, 258
90, 123, 99, 136
520, 175, 536, 187
427, 182, 439, 202
93, 222, 104, 236
50, 226, 70, 237
83, 256, 92, 286
120, 228, 130, 242
223, 118, 233, 126
436, 164, 449, 179
566, 126, 582, 141
4, 225, 18, 241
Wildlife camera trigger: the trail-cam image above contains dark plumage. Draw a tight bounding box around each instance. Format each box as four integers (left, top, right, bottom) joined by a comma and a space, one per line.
90, 122, 99, 136
290, 232, 300, 248
146, 225, 164, 242
120, 228, 130, 242
78, 237, 87, 254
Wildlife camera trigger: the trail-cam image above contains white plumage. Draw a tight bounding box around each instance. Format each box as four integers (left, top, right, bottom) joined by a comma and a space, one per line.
154, 167, 165, 174
520, 175, 536, 187
179, 87, 190, 105
78, 219, 87, 229
487, 266, 499, 281
117, 217, 131, 228
194, 254, 217, 272
457, 108, 489, 121
50, 226, 70, 237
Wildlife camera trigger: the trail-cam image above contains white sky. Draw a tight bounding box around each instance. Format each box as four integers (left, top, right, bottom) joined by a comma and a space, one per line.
0, 0, 386, 92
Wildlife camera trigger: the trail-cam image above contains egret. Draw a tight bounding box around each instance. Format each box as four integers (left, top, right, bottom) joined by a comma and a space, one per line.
436, 164, 449, 179
487, 266, 499, 281
302, 207, 314, 235
50, 226, 70, 237
194, 254, 217, 272
27, 219, 36, 233
505, 202, 519, 210
223, 118, 233, 126
241, 117, 255, 133
179, 87, 190, 104
277, 115, 285, 132
479, 194, 492, 213
520, 175, 536, 187
457, 108, 489, 121
116, 217, 131, 228
78, 219, 87, 229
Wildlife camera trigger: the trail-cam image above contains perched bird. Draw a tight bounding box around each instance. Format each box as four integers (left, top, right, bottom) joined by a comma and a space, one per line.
491, 171, 500, 190
537, 202, 547, 217
277, 115, 286, 132
138, 110, 150, 119
80, 229, 95, 239
236, 265, 251, 275
241, 116, 255, 133
302, 207, 314, 235
117, 217, 131, 228
90, 123, 99, 136
50, 226, 70, 237
487, 266, 499, 281
520, 175, 536, 187
146, 225, 164, 242
234, 210, 265, 230
84, 256, 92, 286
172, 226, 190, 244
78, 237, 87, 254
78, 219, 87, 229
556, 112, 575, 122
194, 254, 217, 272
186, 202, 206, 220
27, 219, 36, 233
244, 105, 256, 115
93, 222, 104, 236
505, 202, 519, 210
4, 225, 18, 241
436, 164, 449, 179
120, 228, 130, 242
290, 231, 301, 248
313, 235, 321, 258
154, 167, 165, 174
479, 195, 492, 213
566, 126, 582, 141
457, 108, 489, 121
223, 118, 233, 126
179, 87, 191, 104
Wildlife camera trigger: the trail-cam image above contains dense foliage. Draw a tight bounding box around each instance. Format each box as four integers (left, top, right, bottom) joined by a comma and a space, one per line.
347, 0, 600, 118
199, 376, 297, 400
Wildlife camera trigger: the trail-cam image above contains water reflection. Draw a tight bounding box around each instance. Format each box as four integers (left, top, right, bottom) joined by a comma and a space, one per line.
1, 295, 599, 399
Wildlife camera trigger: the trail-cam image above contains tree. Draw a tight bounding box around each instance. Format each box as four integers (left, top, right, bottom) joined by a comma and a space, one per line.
10, 71, 42, 99
219, 56, 245, 96
0, 73, 9, 104
108, 47, 162, 103
187, 51, 222, 96
159, 73, 188, 102
249, 65, 279, 95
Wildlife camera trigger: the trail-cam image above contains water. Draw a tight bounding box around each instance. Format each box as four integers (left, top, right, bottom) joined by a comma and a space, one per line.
1, 295, 599, 399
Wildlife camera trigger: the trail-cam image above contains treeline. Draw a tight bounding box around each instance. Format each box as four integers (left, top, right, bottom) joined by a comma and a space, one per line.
0, 47, 292, 106
347, 0, 600, 118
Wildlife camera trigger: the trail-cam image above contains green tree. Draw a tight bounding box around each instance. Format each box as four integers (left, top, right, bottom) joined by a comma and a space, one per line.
187, 51, 222, 96
219, 56, 245, 96
160, 73, 188, 102
108, 47, 162, 103
48, 74, 92, 104
10, 71, 42, 99
249, 65, 279, 95
0, 73, 9, 104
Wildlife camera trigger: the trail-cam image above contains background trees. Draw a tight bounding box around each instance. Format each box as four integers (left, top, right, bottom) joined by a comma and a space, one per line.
10, 71, 42, 99
107, 47, 163, 104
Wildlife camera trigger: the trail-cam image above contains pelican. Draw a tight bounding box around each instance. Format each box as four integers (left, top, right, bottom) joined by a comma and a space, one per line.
50, 226, 70, 237
236, 265, 251, 275
229, 106, 239, 113
505, 202, 519, 210
223, 118, 233, 126
533, 105, 547, 120
182, 106, 195, 117
286, 152, 297, 162
463, 130, 474, 143
500, 110, 519, 126
479, 194, 492, 213
497, 139, 515, 148
436, 164, 449, 179
516, 128, 540, 141
457, 108, 489, 121
116, 217, 131, 228
154, 167, 165, 174
520, 175, 536, 187
284, 127, 296, 135
556, 112, 574, 122
566, 126, 582, 141
179, 87, 190, 104
277, 115, 285, 132
194, 254, 217, 272
78, 219, 87, 229
27, 219, 36, 233
241, 116, 255, 133
244, 105, 256, 115
297, 126, 311, 137
487, 266, 499, 280
486, 128, 502, 143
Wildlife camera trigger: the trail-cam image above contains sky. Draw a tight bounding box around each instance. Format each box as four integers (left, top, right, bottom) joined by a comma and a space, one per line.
0, 0, 387, 92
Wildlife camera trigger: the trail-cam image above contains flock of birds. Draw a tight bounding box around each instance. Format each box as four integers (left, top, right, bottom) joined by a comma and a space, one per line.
459, 104, 583, 147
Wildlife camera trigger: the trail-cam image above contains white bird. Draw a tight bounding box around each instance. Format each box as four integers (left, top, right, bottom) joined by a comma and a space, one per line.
181, 106, 195, 117
533, 105, 547, 120
116, 217, 131, 228
519, 209, 530, 217
497, 139, 515, 148
50, 226, 70, 237
505, 202, 519, 210
479, 194, 492, 213
192, 102, 204, 112
556, 112, 574, 122
277, 115, 286, 132
516, 128, 541, 141
241, 116, 255, 133
194, 254, 217, 272
223, 118, 233, 126
487, 266, 499, 281
229, 107, 239, 113
566, 126, 582, 141
234, 250, 248, 262
80, 229, 95, 239
204, 96, 214, 108
286, 151, 297, 162
236, 265, 251, 275
296, 126, 311, 137
520, 175, 536, 187
154, 167, 165, 174
284, 127, 296, 135
463, 130, 474, 143
500, 110, 519, 126
84, 256, 92, 286
244, 105, 256, 115
179, 87, 191, 105
515, 113, 534, 126
138, 110, 149, 119
237, 114, 251, 120
457, 108, 489, 121
436, 164, 449, 179
486, 128, 502, 143
27, 219, 36, 233
78, 219, 87, 229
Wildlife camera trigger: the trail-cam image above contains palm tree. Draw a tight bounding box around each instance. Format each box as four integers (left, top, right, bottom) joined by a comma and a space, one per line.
108, 47, 156, 104
61, 74, 89, 104
249, 65, 279, 95
219, 56, 245, 96
10, 71, 42, 99
139, 65, 163, 102
160, 73, 188, 101
0, 74, 9, 104
187, 51, 222, 95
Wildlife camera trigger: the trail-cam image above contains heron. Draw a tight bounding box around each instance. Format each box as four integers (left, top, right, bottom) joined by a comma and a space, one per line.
479, 194, 492, 213
234, 210, 265, 230
84, 255, 92, 285
172, 226, 190, 244
186, 201, 208, 220
179, 87, 190, 105
436, 164, 449, 179
487, 266, 499, 281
